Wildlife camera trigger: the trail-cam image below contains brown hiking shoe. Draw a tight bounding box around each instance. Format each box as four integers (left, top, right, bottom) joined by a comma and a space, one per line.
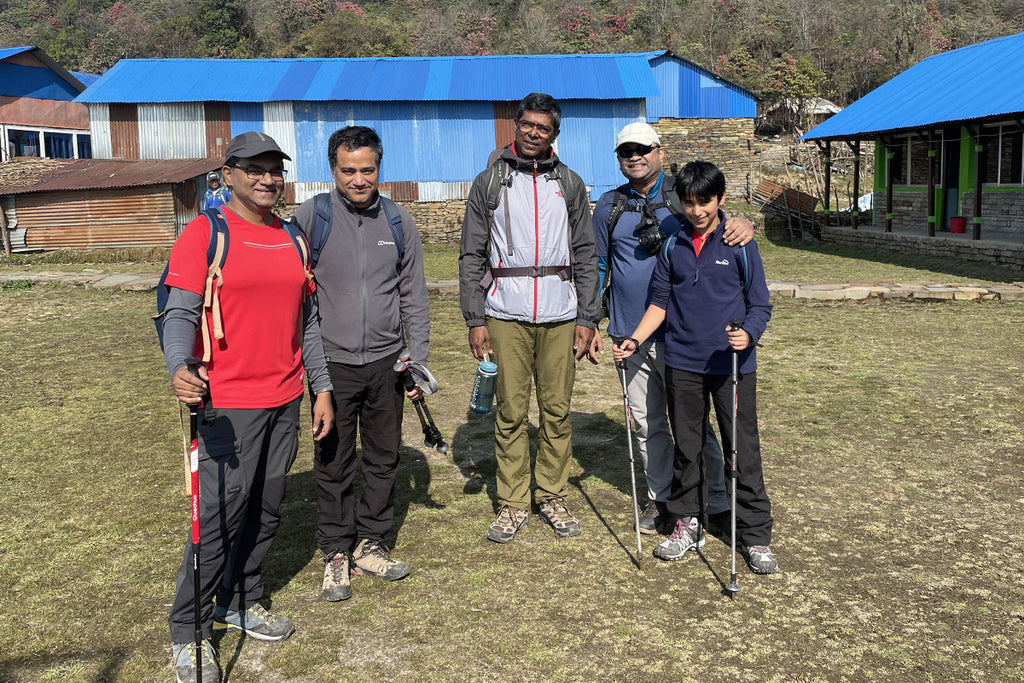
538, 497, 581, 538
636, 499, 666, 535
352, 539, 410, 581
487, 505, 529, 543
321, 551, 352, 601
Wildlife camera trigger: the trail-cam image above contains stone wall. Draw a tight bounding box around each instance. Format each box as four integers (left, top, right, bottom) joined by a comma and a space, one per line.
652, 117, 755, 199
821, 225, 1024, 270
959, 191, 1024, 242
403, 199, 466, 243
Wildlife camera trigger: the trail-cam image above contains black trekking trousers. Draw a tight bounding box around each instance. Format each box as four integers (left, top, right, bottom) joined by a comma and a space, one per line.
664, 366, 774, 547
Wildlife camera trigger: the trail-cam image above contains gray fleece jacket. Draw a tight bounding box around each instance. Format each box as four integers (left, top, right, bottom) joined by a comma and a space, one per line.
292, 189, 430, 366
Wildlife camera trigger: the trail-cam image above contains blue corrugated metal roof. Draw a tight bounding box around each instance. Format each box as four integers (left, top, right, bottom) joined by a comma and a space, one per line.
70, 71, 99, 87
804, 31, 1024, 140
646, 51, 757, 120
76, 54, 660, 104
0, 46, 35, 61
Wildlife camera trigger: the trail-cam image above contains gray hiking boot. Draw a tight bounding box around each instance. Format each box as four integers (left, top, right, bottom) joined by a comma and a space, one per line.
653, 517, 706, 561
538, 497, 581, 538
352, 539, 410, 581
741, 544, 779, 574
171, 639, 220, 683
636, 500, 666, 535
487, 505, 529, 543
322, 551, 352, 601
213, 603, 295, 641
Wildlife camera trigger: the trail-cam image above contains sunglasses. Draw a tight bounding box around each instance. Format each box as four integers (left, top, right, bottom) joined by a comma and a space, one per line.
616, 144, 657, 159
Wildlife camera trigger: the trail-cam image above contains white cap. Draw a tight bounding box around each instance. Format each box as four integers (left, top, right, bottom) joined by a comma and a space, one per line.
615, 122, 660, 151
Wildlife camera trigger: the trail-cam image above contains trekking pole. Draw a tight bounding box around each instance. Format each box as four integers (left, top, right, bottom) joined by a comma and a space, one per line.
393, 358, 449, 455
726, 322, 742, 595
184, 357, 204, 681
616, 359, 644, 568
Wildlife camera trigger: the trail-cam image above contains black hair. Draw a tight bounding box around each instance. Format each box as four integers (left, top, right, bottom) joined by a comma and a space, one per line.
674, 161, 726, 203
327, 126, 383, 168
516, 92, 561, 132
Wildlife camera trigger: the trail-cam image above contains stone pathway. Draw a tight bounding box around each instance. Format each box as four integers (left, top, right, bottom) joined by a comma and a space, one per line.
2, 269, 1024, 300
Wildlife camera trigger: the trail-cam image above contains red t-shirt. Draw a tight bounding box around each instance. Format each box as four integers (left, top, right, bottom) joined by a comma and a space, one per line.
691, 230, 707, 257
165, 209, 314, 409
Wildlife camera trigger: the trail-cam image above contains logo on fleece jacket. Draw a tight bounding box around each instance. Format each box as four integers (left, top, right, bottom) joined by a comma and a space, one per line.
715, 258, 731, 266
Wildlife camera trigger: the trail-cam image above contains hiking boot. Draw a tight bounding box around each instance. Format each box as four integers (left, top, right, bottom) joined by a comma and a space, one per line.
636, 500, 666, 535
742, 544, 779, 574
322, 551, 352, 602
487, 505, 529, 543
213, 603, 295, 642
538, 497, 581, 538
653, 517, 705, 561
171, 639, 220, 683
352, 539, 410, 581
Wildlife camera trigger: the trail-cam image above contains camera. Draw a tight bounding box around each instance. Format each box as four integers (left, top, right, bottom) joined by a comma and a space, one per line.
634, 208, 666, 255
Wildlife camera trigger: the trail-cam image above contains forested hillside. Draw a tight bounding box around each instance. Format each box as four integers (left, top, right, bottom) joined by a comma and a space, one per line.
2, 0, 1022, 113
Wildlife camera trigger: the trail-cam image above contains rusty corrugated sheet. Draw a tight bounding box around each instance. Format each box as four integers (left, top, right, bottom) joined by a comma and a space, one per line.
16, 185, 177, 249
172, 180, 199, 235
0, 157, 222, 194
494, 102, 516, 151
0, 96, 89, 129
205, 103, 231, 159
380, 181, 419, 202
109, 103, 139, 160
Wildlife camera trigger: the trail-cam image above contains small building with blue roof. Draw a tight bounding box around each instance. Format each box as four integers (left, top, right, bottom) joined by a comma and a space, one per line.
803, 31, 1024, 250
1, 46, 94, 161
73, 51, 756, 240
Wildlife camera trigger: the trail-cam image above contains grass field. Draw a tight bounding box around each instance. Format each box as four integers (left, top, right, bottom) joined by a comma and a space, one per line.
1, 241, 1023, 682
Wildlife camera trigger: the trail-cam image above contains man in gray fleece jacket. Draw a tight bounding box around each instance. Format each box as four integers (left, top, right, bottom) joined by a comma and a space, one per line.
291, 126, 429, 603
460, 93, 599, 544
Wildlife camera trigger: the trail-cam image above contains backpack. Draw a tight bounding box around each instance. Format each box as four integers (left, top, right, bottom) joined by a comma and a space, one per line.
599, 175, 688, 318
480, 158, 584, 286
153, 208, 311, 362
660, 232, 750, 290
307, 192, 405, 273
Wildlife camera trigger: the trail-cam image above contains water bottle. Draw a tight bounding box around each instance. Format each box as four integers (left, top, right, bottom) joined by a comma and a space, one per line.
469, 356, 498, 414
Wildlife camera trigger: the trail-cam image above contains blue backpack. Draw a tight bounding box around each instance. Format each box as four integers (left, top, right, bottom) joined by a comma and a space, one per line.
153, 208, 310, 361
307, 192, 405, 273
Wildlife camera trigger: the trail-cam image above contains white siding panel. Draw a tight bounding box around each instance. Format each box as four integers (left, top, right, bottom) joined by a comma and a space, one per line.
293, 182, 336, 204
264, 102, 297, 180
137, 103, 206, 159
88, 103, 112, 159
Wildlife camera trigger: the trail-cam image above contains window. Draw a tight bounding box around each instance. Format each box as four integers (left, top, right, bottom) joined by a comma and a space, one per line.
979, 124, 1024, 186
45, 132, 74, 159
890, 133, 944, 186
8, 129, 40, 157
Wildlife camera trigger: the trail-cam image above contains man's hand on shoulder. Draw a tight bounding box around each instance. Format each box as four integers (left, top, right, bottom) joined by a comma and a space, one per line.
722, 218, 755, 246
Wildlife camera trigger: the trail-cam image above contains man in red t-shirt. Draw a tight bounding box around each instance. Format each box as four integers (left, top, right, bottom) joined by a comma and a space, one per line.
162, 132, 334, 683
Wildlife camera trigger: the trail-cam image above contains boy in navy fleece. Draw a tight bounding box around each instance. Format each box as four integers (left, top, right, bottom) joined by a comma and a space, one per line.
613, 161, 777, 574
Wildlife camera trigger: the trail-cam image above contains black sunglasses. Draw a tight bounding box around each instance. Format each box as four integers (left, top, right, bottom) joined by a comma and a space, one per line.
616, 144, 657, 159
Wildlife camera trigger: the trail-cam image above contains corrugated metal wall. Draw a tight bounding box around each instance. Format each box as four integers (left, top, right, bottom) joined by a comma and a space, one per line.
264, 101, 298, 179
138, 103, 206, 159
16, 185, 178, 248
109, 103, 139, 160
493, 102, 516, 151
648, 55, 756, 121
204, 103, 231, 159
559, 100, 645, 199
291, 100, 496, 186
88, 103, 112, 159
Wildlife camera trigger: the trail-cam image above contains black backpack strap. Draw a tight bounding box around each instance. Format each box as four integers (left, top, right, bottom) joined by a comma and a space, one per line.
379, 196, 405, 275
485, 160, 513, 257
309, 192, 332, 270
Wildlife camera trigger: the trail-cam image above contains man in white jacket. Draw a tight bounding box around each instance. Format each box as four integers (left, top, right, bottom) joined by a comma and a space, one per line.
459, 92, 599, 544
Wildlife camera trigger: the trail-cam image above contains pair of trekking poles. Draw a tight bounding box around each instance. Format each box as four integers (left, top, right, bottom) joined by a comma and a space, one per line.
616, 321, 742, 595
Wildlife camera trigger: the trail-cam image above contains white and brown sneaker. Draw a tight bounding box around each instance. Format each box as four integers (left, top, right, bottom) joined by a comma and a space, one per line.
487, 505, 529, 543
352, 539, 410, 581
538, 497, 581, 538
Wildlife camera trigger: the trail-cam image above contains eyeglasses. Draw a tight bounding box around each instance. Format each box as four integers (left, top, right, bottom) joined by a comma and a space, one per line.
230, 165, 288, 181
516, 119, 555, 138
616, 144, 658, 159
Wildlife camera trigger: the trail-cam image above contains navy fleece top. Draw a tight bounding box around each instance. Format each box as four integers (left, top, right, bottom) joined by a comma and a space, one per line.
649, 211, 772, 375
